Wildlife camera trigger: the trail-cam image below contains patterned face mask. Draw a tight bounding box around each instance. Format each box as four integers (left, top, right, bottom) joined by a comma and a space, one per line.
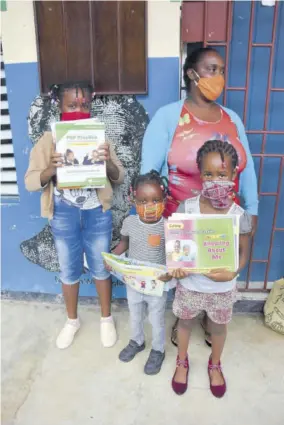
201, 180, 235, 209
136, 202, 165, 221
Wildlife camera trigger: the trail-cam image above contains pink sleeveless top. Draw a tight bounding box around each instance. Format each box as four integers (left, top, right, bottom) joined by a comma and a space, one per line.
165, 105, 247, 217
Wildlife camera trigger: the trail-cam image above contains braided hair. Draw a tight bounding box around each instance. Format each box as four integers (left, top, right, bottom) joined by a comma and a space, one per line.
28, 81, 94, 144
196, 140, 239, 171
48, 81, 94, 105
131, 170, 169, 198
183, 47, 218, 92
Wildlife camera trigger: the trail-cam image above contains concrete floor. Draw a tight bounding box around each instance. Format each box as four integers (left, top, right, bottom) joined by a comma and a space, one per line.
1, 299, 284, 425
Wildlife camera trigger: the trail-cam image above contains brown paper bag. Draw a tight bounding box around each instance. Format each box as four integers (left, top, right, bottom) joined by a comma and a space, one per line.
264, 278, 284, 335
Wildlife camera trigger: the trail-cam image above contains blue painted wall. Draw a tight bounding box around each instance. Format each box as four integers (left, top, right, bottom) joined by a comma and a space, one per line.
1, 57, 179, 297
228, 1, 284, 282
1, 1, 284, 295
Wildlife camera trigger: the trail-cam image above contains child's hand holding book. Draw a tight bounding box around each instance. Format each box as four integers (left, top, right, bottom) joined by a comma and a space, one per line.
157, 273, 172, 282
97, 142, 110, 162
168, 267, 237, 283
204, 268, 237, 282
168, 269, 191, 280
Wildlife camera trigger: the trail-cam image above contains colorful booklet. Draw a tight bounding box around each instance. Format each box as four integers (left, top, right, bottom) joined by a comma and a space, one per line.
165, 214, 239, 273
102, 253, 176, 297
52, 118, 106, 189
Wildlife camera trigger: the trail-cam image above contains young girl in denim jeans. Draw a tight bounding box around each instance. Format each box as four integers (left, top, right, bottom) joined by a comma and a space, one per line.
25, 81, 124, 349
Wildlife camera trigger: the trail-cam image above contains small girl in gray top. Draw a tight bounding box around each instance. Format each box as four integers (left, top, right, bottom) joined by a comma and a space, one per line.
113, 170, 173, 375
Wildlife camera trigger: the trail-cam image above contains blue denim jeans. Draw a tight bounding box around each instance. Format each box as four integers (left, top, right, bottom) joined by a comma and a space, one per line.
50, 197, 112, 284
126, 286, 167, 353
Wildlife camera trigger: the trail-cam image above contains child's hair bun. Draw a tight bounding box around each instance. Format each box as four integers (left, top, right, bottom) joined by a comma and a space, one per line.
131, 170, 169, 198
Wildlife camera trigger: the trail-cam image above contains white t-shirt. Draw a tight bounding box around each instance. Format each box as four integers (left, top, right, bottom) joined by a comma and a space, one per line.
177, 196, 252, 293
54, 187, 101, 210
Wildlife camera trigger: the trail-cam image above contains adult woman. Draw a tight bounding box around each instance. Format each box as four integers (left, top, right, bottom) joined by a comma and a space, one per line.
140, 47, 258, 346
25, 81, 125, 349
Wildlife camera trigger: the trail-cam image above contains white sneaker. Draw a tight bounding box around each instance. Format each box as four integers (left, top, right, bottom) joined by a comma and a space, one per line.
56, 318, 80, 349
100, 316, 117, 348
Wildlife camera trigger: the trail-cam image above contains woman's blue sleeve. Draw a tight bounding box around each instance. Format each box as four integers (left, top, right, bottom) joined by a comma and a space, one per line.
140, 108, 169, 174
230, 110, 259, 215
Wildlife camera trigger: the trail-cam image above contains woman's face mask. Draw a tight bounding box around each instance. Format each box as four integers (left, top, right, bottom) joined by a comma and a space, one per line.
201, 180, 235, 209
193, 70, 225, 101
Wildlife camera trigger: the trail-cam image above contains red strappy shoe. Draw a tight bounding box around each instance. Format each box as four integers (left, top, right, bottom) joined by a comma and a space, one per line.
171, 355, 189, 395
208, 357, 227, 398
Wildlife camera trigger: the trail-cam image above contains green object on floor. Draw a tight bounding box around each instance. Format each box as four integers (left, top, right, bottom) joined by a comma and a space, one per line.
264, 278, 284, 335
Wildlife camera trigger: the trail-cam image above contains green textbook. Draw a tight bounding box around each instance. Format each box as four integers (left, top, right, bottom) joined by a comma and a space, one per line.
52, 118, 106, 189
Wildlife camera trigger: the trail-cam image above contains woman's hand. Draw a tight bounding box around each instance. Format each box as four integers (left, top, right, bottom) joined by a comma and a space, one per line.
204, 268, 237, 282
168, 268, 191, 280
40, 152, 64, 187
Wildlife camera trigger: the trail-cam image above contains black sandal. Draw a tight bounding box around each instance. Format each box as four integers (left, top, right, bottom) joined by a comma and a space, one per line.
171, 319, 178, 347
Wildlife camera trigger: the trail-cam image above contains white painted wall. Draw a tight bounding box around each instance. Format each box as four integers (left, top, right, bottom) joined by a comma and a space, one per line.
1, 0, 180, 64
147, 1, 180, 57
1, 1, 37, 64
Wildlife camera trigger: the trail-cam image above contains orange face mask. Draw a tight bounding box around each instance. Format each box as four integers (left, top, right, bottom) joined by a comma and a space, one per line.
194, 73, 225, 101
136, 202, 165, 222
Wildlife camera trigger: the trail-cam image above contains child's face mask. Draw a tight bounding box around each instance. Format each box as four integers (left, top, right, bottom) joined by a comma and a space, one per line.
201, 180, 234, 209
136, 202, 165, 222
61, 112, 91, 121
